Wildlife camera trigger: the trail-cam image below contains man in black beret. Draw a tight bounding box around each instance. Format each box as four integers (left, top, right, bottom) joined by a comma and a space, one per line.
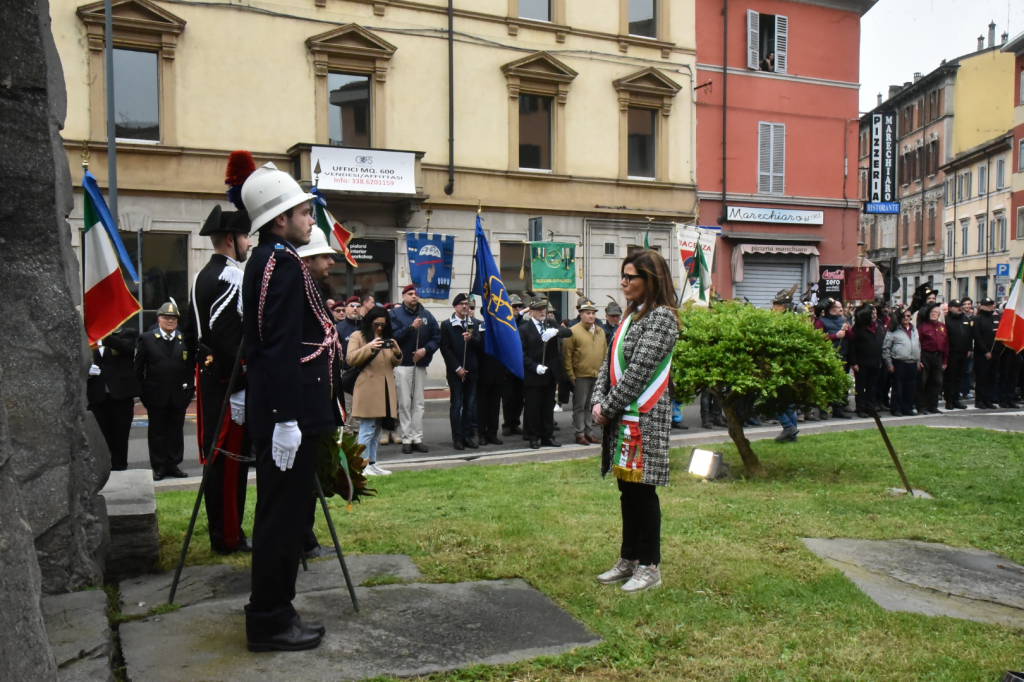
440, 293, 482, 449
943, 299, 971, 410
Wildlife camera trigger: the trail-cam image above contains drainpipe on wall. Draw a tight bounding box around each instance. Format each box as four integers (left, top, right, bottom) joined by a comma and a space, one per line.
718, 0, 729, 225
443, 0, 455, 196
984, 156, 992, 295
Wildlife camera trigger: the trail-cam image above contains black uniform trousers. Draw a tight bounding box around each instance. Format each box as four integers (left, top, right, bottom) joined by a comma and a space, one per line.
854, 364, 881, 413
974, 352, 998, 406
916, 351, 944, 412
90, 396, 134, 471
618, 479, 661, 566
477, 377, 502, 440
943, 351, 968, 404
995, 346, 1022, 404
246, 432, 318, 636
146, 403, 186, 474
501, 375, 524, 431
447, 373, 478, 443
522, 378, 556, 441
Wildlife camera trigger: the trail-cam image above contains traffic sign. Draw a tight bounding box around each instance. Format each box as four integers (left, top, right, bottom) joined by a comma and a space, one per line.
995, 263, 1010, 278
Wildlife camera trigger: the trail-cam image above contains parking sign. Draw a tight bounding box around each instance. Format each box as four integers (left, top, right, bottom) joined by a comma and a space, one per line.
996, 263, 1010, 278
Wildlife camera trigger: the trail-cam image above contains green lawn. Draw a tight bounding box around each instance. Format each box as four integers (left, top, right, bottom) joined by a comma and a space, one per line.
156, 426, 1024, 680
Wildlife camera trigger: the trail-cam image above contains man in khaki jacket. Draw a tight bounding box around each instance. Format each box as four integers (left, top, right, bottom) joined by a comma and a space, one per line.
562, 299, 608, 445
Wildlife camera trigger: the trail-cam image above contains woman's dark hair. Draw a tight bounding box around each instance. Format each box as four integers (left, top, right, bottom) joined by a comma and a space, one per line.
359, 306, 392, 339
621, 249, 676, 320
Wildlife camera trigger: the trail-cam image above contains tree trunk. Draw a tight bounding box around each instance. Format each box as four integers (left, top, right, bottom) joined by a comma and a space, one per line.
720, 402, 764, 477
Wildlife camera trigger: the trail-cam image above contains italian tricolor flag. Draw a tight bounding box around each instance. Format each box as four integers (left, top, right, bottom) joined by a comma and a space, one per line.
82, 171, 140, 346
996, 261, 1024, 352
312, 187, 358, 267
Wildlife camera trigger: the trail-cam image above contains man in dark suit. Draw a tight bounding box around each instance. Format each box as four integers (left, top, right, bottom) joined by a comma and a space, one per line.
439, 293, 482, 450
87, 327, 140, 471
519, 295, 571, 449
183, 204, 252, 554
241, 161, 341, 652
135, 301, 194, 480
501, 293, 526, 436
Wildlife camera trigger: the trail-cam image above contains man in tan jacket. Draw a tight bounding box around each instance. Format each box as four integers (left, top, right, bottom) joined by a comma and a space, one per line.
562, 299, 608, 445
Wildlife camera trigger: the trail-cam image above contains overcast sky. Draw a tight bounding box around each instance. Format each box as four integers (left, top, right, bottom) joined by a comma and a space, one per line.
859, 0, 1024, 113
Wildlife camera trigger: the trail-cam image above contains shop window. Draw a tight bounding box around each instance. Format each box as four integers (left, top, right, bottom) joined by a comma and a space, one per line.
758, 121, 785, 194
327, 238, 394, 303
499, 241, 531, 298
328, 72, 371, 147
747, 10, 788, 73
116, 230, 189, 331
519, 94, 552, 170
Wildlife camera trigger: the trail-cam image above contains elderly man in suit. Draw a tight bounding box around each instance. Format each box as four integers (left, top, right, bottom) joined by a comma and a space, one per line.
519, 295, 572, 449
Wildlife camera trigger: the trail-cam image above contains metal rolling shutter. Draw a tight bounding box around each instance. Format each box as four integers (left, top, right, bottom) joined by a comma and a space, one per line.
733, 258, 805, 309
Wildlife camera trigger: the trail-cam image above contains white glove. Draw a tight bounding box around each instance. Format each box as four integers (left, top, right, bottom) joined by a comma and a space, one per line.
536, 364, 548, 375
271, 420, 301, 471
229, 389, 246, 425
541, 328, 558, 342
88, 363, 102, 376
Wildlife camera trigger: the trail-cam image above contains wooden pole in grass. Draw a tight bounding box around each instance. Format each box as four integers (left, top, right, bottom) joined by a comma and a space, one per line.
871, 409, 914, 493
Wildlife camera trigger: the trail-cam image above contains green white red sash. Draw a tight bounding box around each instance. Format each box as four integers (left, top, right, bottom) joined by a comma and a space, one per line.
608, 312, 671, 481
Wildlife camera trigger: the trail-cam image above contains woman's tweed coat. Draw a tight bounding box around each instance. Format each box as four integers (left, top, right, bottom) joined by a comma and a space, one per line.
592, 305, 678, 487
346, 331, 402, 418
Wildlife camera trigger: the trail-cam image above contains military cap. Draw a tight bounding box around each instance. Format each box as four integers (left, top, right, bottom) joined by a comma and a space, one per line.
528, 296, 549, 310
605, 299, 623, 316
948, 299, 962, 308
157, 301, 180, 317
452, 293, 469, 306
577, 298, 598, 312
772, 289, 793, 305
199, 204, 250, 236
402, 283, 417, 295
509, 294, 524, 307
980, 297, 996, 306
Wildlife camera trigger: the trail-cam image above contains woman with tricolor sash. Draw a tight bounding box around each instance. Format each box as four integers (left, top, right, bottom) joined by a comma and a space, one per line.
591, 249, 679, 593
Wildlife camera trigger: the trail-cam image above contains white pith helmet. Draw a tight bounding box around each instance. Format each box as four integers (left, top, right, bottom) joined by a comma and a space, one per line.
296, 226, 339, 259
241, 162, 315, 231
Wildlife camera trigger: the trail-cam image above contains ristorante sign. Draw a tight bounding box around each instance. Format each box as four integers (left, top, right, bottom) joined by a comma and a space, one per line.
726, 205, 824, 225
311, 146, 416, 194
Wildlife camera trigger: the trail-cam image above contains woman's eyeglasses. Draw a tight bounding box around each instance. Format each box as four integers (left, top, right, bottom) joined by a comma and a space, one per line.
620, 273, 644, 282
372, 321, 386, 327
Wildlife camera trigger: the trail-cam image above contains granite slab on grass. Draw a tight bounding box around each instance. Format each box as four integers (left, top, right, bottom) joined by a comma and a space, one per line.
120, 578, 601, 681
43, 589, 113, 682
803, 538, 1024, 628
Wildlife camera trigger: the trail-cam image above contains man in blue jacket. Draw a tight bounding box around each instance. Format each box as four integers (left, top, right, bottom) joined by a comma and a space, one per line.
390, 284, 440, 454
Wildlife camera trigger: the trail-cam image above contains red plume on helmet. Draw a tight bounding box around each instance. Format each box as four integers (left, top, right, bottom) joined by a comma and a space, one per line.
225, 150, 256, 210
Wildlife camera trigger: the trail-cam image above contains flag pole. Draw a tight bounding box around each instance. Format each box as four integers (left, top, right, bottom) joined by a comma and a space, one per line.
463, 203, 481, 372
81, 149, 89, 324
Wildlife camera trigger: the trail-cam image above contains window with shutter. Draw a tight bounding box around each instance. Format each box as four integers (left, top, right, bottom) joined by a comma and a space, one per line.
773, 15, 788, 73
757, 121, 785, 194
747, 10, 760, 70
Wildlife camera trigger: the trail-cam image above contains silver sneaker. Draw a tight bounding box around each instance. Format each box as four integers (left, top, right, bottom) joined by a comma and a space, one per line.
364, 463, 391, 476
596, 558, 637, 584
621, 564, 661, 592
373, 464, 392, 476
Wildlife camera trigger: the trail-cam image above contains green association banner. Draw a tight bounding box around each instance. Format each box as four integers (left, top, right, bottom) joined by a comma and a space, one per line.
530, 241, 576, 291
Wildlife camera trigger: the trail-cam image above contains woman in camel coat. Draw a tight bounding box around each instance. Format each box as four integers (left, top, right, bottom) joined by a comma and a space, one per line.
346, 306, 402, 475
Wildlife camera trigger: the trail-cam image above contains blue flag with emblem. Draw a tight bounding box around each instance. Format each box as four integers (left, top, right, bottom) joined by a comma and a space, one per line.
406, 232, 454, 299
470, 215, 524, 379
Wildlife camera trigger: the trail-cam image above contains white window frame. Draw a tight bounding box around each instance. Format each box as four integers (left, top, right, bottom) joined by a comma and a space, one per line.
757, 121, 786, 194
747, 10, 788, 74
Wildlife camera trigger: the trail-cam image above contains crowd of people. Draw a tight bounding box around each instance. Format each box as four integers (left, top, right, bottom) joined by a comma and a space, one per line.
759, 286, 1023, 443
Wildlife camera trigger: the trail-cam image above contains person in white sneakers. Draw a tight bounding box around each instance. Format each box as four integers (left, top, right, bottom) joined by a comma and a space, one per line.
346, 307, 402, 476
591, 249, 678, 593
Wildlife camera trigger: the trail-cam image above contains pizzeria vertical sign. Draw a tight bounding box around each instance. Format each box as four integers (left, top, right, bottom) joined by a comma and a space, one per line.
867, 112, 899, 214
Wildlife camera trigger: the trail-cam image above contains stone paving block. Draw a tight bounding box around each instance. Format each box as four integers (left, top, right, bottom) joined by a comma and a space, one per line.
42, 589, 112, 682
803, 538, 1024, 628
120, 578, 601, 681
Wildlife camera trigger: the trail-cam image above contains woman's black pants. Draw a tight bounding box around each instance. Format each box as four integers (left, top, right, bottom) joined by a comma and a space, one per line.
618, 479, 661, 566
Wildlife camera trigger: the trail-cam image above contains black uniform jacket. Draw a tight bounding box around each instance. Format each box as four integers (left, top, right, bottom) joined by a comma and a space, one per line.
946, 312, 974, 354
439, 316, 482, 375
242, 233, 342, 441
518, 317, 572, 388
87, 328, 140, 407
185, 253, 246, 392
135, 327, 194, 409
972, 309, 997, 355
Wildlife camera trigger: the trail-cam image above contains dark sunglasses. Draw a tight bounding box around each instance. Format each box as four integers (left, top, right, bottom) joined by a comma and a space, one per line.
372, 320, 386, 327
620, 273, 644, 282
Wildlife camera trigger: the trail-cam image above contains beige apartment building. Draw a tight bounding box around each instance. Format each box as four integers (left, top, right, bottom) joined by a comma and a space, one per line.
941, 133, 1014, 301
54, 0, 697, 344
